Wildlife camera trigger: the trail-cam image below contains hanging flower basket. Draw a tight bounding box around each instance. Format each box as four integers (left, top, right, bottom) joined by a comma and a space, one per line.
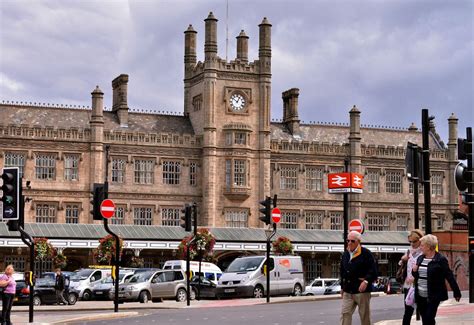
178, 228, 216, 261
129, 256, 144, 268
272, 236, 294, 255
53, 253, 67, 269
34, 238, 56, 261
94, 234, 123, 265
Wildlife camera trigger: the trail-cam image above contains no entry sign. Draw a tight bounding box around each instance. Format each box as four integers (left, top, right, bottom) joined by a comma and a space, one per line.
100, 199, 116, 219
348, 219, 365, 234
272, 207, 281, 224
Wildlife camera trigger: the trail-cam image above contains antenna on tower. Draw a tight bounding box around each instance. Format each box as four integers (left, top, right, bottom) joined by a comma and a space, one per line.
226, 0, 229, 61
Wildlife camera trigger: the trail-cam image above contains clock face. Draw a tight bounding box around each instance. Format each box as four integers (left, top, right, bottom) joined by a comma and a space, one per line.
230, 93, 246, 111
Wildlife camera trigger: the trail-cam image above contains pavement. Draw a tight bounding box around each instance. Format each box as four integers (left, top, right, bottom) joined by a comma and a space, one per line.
375, 297, 474, 325
7, 292, 473, 324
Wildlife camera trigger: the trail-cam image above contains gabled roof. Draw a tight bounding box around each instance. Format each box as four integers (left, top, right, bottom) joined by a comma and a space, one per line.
0, 105, 194, 135
271, 123, 445, 150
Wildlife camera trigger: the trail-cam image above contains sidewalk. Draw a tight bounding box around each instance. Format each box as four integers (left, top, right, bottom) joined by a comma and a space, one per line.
375, 297, 474, 325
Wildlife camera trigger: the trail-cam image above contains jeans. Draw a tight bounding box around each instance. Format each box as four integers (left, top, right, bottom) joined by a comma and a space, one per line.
56, 289, 68, 305
417, 296, 440, 325
403, 288, 415, 325
1, 292, 14, 325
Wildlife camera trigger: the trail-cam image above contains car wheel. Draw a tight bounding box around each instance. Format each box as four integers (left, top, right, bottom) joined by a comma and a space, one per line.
253, 285, 264, 298
82, 290, 92, 301
293, 284, 303, 296
176, 288, 187, 302
68, 293, 78, 305
139, 291, 150, 304
33, 296, 41, 306
190, 288, 197, 300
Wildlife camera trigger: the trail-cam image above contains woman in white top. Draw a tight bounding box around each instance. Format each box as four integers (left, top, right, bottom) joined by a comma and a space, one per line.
399, 229, 423, 325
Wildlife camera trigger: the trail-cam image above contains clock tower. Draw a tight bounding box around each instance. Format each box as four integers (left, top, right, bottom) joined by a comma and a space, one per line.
184, 13, 272, 227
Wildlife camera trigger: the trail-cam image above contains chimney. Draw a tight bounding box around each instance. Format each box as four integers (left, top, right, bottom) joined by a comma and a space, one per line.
236, 30, 249, 62
112, 74, 129, 127
184, 24, 197, 78
282, 88, 300, 134
204, 12, 218, 62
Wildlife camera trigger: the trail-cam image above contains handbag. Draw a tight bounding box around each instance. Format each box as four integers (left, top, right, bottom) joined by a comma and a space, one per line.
396, 249, 410, 284
405, 286, 415, 307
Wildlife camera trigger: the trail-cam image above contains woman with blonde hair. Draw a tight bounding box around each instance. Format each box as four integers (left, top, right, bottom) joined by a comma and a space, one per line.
0, 264, 17, 325
399, 229, 423, 325
413, 234, 461, 324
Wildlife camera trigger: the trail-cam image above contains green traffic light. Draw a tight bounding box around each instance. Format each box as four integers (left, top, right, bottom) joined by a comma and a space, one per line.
4, 196, 14, 204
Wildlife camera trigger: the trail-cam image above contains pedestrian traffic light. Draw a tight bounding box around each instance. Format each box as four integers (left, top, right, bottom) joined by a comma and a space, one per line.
181, 204, 192, 232
90, 183, 105, 220
24, 271, 34, 286
454, 162, 467, 192
2, 168, 20, 221
259, 196, 272, 225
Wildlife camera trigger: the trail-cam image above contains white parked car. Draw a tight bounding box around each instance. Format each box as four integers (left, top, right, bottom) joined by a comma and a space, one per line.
303, 278, 339, 295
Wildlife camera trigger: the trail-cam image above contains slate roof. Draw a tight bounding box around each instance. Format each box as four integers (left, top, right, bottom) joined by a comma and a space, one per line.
0, 223, 408, 245
270, 123, 444, 149
0, 105, 194, 135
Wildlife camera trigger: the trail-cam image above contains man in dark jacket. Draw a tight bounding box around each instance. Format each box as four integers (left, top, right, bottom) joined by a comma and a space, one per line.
340, 231, 378, 325
55, 268, 68, 305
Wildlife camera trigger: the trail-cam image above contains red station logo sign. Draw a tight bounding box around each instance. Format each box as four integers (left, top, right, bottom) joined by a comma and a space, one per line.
328, 173, 364, 194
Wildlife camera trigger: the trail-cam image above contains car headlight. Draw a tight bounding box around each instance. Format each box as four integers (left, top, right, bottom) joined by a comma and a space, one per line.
241, 276, 250, 283
127, 285, 138, 290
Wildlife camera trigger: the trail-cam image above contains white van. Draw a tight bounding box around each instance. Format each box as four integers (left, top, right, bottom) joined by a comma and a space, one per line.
163, 260, 222, 285
216, 255, 304, 298
69, 268, 112, 301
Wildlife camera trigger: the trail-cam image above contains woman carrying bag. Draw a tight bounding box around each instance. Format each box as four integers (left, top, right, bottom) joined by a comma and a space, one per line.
398, 229, 423, 325
0, 265, 16, 325
412, 234, 461, 325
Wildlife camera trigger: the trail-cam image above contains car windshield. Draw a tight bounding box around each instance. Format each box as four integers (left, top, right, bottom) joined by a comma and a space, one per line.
70, 269, 93, 281
128, 271, 154, 283
227, 257, 265, 272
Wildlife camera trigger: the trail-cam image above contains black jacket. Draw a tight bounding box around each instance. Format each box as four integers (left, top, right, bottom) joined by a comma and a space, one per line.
412, 252, 461, 303
340, 246, 378, 294
55, 273, 65, 291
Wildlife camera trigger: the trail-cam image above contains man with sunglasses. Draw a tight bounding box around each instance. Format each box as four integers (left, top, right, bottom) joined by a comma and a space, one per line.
340, 231, 378, 325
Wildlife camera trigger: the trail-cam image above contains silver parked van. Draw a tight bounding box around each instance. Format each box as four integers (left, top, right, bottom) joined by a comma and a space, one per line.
217, 255, 304, 298
69, 268, 112, 301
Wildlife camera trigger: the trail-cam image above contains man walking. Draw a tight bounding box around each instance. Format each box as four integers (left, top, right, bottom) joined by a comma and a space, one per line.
54, 268, 68, 305
340, 231, 378, 325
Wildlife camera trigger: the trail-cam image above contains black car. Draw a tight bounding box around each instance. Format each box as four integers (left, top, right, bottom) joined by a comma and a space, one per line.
190, 276, 218, 299
13, 280, 30, 305
32, 277, 78, 306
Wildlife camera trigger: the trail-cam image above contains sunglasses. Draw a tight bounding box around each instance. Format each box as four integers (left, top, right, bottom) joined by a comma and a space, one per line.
346, 239, 357, 243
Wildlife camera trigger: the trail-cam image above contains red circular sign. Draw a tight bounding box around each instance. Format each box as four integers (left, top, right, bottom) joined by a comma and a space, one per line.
272, 207, 281, 224
349, 219, 365, 234
100, 199, 116, 219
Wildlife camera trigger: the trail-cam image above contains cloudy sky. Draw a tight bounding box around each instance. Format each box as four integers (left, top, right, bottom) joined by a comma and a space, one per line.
0, 0, 472, 144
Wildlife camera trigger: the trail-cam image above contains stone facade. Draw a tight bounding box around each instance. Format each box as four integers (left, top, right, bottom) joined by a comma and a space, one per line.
0, 13, 466, 281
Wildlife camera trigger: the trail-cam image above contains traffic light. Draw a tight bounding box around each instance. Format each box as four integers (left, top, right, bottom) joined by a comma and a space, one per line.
90, 183, 105, 220
181, 204, 192, 232
454, 162, 467, 192
458, 138, 467, 160
2, 167, 20, 221
24, 271, 34, 286
259, 196, 272, 225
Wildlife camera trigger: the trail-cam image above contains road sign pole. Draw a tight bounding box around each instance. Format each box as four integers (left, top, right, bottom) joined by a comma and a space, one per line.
464, 127, 473, 303
422, 109, 433, 234
343, 158, 350, 249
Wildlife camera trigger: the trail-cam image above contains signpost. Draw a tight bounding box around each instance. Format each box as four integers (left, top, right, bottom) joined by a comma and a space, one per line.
328, 163, 364, 249
100, 199, 116, 219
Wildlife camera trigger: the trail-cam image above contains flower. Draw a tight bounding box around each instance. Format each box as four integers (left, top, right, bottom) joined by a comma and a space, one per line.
178, 228, 216, 261
34, 238, 56, 261
272, 236, 294, 255
54, 253, 67, 269
94, 234, 123, 265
